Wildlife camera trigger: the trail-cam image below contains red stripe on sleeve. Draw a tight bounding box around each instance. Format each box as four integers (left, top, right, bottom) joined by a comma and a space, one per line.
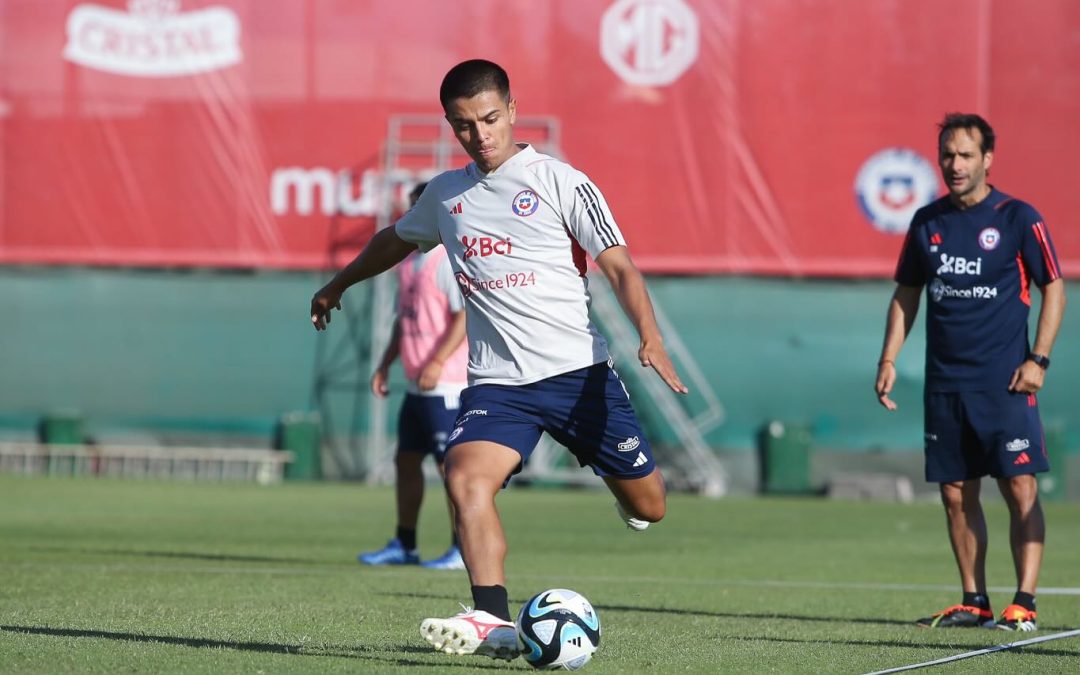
1015, 253, 1031, 306
1032, 222, 1061, 280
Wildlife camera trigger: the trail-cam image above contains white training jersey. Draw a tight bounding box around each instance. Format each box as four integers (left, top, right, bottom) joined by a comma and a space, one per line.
395, 143, 625, 386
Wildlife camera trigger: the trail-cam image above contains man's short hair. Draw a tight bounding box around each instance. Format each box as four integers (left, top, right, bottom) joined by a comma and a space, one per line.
938, 113, 996, 154
439, 60, 510, 109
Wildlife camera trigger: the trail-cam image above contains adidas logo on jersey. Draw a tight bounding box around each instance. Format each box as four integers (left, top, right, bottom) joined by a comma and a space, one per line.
449, 202, 463, 215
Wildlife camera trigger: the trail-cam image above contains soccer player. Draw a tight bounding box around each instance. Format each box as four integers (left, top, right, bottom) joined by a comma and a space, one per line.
357, 182, 468, 571
310, 59, 685, 660
875, 113, 1066, 632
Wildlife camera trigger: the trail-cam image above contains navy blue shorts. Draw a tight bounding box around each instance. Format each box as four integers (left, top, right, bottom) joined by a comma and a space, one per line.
397, 392, 460, 461
924, 389, 1049, 482
444, 361, 655, 479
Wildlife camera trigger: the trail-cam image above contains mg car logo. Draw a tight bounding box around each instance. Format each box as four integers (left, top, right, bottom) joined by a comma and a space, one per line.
600, 0, 699, 87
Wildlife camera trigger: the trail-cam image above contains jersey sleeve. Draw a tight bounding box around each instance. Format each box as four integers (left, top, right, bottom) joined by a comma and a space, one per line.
893, 218, 927, 286
394, 187, 441, 252
434, 255, 465, 312
1017, 205, 1062, 287
561, 170, 627, 259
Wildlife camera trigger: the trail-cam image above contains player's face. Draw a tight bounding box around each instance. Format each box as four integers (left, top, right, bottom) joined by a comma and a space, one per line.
444, 90, 517, 173
939, 128, 993, 203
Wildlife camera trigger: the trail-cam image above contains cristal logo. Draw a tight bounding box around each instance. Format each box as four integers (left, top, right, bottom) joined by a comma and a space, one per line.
462, 236, 512, 259
937, 254, 982, 276
617, 436, 641, 452
63, 1, 243, 78
600, 0, 699, 87
1005, 438, 1031, 452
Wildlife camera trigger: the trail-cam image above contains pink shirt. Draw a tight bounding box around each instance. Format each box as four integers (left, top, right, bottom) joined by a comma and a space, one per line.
397, 248, 468, 394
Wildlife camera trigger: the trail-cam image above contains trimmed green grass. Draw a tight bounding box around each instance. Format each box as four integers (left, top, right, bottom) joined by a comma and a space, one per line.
2, 475, 1079, 673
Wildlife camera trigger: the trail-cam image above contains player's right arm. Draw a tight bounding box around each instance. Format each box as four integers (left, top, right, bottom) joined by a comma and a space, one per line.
371, 318, 402, 397
310, 227, 417, 331
876, 284, 921, 411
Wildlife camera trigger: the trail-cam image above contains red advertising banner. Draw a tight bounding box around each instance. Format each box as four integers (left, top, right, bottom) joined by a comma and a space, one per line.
2, 0, 1078, 275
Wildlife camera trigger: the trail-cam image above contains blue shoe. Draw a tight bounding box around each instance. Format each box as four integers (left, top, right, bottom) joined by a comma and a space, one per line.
421, 545, 466, 570
358, 538, 419, 565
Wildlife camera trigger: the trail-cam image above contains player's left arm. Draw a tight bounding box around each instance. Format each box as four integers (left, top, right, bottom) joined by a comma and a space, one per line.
1010, 278, 1066, 393
594, 246, 688, 395
1011, 213, 1067, 393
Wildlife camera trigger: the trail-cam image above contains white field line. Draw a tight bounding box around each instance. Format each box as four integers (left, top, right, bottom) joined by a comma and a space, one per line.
863, 628, 1080, 674
4, 561, 1080, 596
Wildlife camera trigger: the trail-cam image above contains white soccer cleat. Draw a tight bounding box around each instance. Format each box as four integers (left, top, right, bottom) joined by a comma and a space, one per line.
615, 500, 650, 531
419, 607, 520, 660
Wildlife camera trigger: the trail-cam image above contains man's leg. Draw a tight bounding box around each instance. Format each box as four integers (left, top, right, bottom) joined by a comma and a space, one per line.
443, 440, 520, 591
995, 474, 1043, 630
940, 479, 989, 595
395, 449, 425, 533
420, 440, 521, 659
603, 467, 667, 525
420, 460, 465, 570
357, 448, 425, 565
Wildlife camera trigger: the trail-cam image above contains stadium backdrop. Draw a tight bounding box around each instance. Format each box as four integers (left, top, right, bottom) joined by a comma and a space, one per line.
2, 0, 1078, 276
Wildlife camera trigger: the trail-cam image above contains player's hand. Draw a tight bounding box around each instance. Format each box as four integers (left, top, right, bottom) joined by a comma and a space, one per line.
370, 368, 389, 397
310, 283, 343, 331
875, 361, 898, 411
418, 361, 443, 392
1008, 360, 1045, 394
639, 340, 689, 394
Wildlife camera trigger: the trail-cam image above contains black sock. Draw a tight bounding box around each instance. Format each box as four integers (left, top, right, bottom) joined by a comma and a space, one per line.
1012, 591, 1036, 612
451, 532, 460, 548
963, 592, 990, 610
396, 527, 417, 551
471, 585, 511, 622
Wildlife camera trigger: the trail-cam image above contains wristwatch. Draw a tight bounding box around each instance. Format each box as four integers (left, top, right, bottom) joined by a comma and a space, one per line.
1028, 353, 1051, 370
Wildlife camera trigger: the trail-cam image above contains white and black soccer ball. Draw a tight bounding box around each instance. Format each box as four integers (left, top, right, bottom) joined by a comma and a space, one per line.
516, 588, 601, 670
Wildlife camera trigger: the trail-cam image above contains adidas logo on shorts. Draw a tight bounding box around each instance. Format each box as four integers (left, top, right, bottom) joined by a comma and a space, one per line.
632, 452, 647, 468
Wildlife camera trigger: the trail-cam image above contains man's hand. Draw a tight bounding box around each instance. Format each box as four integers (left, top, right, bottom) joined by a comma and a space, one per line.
640, 340, 688, 394
875, 360, 898, 411
418, 361, 444, 392
311, 283, 343, 331
1009, 360, 1046, 394
370, 367, 390, 398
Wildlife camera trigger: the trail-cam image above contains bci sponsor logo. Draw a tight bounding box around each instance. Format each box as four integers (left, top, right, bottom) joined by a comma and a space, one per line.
63, 0, 242, 78
936, 254, 982, 276
270, 167, 433, 217
462, 236, 512, 259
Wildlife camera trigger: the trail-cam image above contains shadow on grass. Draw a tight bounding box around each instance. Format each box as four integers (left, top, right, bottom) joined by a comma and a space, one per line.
725, 634, 1080, 658
0, 625, 515, 669
381, 590, 915, 627
28, 545, 315, 565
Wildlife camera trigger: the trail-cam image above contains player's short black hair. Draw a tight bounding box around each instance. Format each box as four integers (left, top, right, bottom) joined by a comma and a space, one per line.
409, 181, 428, 203
439, 59, 511, 109
938, 113, 995, 154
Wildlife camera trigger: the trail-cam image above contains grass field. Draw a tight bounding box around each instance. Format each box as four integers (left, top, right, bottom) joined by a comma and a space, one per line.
2, 474, 1080, 673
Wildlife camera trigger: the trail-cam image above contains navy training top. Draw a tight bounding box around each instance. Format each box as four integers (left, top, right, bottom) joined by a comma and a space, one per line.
894, 188, 1061, 392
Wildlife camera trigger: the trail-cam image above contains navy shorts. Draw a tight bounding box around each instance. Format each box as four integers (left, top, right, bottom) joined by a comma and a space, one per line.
397, 392, 460, 461
924, 389, 1049, 482
444, 361, 655, 479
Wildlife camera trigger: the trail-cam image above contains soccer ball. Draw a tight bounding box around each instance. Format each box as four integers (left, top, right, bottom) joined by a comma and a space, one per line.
516, 588, 601, 670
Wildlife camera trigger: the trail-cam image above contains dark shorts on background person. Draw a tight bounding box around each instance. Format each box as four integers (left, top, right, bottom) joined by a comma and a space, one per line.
924, 389, 1049, 482
444, 361, 655, 479
397, 392, 460, 460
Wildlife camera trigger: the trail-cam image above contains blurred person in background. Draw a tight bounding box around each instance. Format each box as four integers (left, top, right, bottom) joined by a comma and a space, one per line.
311, 59, 685, 660
876, 113, 1066, 632
358, 182, 468, 571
